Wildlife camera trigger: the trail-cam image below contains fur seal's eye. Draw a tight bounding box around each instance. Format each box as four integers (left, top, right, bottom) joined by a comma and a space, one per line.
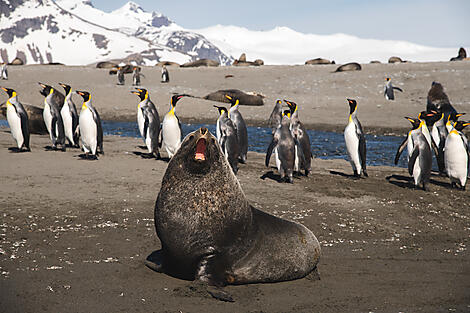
189, 135, 194, 140
211, 138, 216, 144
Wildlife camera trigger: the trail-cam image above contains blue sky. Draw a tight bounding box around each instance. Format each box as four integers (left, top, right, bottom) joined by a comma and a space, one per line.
93, 0, 469, 48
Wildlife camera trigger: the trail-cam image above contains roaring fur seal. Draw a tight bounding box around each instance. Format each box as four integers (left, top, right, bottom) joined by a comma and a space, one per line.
335, 62, 361, 72
147, 127, 321, 299
203, 89, 264, 106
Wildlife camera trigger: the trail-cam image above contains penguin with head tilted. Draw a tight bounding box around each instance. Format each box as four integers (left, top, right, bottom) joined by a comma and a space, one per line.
394, 117, 421, 165
444, 113, 469, 190
384, 77, 403, 100
225, 94, 248, 164
161, 94, 185, 158
132, 88, 160, 158
266, 110, 298, 183
268, 99, 283, 134
0, 63, 8, 80
408, 117, 433, 191
214, 105, 239, 174
161, 65, 169, 83
58, 83, 79, 148
76, 90, 103, 159
1, 87, 30, 152
132, 67, 141, 86
344, 99, 367, 178
213, 105, 226, 145
39, 82, 66, 151
284, 99, 312, 176
116, 66, 125, 85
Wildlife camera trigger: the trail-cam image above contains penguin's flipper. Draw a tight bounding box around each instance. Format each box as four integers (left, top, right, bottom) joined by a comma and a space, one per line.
265, 138, 278, 167
20, 111, 30, 150
408, 146, 420, 176
51, 115, 58, 142
294, 137, 306, 166
393, 87, 403, 92
158, 124, 163, 148
430, 137, 439, 160
359, 134, 367, 173
394, 137, 408, 165
220, 135, 227, 156
143, 111, 149, 141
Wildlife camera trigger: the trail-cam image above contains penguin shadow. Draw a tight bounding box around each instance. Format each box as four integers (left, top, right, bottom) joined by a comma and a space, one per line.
260, 169, 301, 183
132, 151, 158, 160
329, 170, 361, 180
429, 178, 454, 189
385, 174, 414, 189
77, 153, 98, 160
44, 145, 66, 152
7, 147, 30, 153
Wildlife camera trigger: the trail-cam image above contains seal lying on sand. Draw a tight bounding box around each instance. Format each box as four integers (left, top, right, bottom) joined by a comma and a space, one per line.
335, 62, 361, 72
147, 128, 321, 300
450, 47, 467, 61
204, 89, 264, 106
181, 59, 219, 67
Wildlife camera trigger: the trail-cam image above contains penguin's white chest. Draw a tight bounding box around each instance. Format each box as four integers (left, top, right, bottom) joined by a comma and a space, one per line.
137, 105, 145, 139
43, 101, 53, 140
6, 103, 23, 148
79, 108, 97, 154
61, 102, 74, 144
407, 133, 414, 159
344, 121, 361, 171
445, 133, 468, 186
162, 114, 181, 157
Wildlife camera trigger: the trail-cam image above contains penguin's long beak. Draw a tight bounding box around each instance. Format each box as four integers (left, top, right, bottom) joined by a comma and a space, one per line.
225, 95, 232, 101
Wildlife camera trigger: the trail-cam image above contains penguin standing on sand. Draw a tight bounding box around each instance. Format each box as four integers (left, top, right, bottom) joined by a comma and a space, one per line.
268, 99, 283, 134
266, 110, 298, 183
284, 100, 312, 176
161, 94, 185, 158
161, 65, 169, 83
0, 63, 8, 80
132, 88, 160, 158
132, 67, 142, 86
408, 118, 432, 190
116, 67, 125, 85
225, 94, 248, 163
344, 99, 367, 177
384, 78, 403, 100
394, 117, 421, 165
39, 83, 66, 151
214, 105, 239, 174
444, 115, 469, 190
1, 87, 30, 151
58, 83, 79, 148
76, 91, 103, 159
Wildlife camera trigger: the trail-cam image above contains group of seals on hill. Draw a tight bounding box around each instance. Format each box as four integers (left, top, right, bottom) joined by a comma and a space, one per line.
146, 127, 321, 301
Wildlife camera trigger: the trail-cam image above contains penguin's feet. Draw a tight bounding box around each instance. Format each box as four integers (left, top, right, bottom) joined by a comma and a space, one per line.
362, 170, 368, 177
451, 182, 457, 189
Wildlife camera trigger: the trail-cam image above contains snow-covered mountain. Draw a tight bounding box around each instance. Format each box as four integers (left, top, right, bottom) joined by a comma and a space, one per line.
56, 0, 232, 65
195, 25, 461, 65
0, 0, 194, 65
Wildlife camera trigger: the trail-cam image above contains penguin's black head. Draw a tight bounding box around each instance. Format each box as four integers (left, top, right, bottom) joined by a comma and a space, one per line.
1, 87, 16, 98
347, 99, 357, 114
448, 112, 465, 123
276, 99, 282, 105
171, 94, 187, 107
132, 88, 147, 101
59, 83, 72, 95
283, 100, 297, 114
405, 117, 421, 130
38, 82, 53, 97
386, 77, 390, 82
282, 110, 291, 118
454, 121, 470, 132
225, 94, 239, 107
417, 110, 436, 126
213, 105, 227, 116
176, 127, 222, 175
76, 90, 91, 102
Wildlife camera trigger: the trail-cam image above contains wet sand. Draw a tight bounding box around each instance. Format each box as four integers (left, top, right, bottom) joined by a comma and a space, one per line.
0, 62, 470, 312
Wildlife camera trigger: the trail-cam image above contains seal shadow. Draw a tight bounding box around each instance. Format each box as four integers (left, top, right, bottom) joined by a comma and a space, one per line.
329, 170, 360, 180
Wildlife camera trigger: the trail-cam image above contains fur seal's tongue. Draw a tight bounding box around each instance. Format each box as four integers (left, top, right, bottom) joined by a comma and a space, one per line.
195, 138, 206, 161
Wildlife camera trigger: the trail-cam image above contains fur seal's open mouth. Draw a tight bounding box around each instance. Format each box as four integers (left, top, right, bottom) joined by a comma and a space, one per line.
195, 138, 206, 161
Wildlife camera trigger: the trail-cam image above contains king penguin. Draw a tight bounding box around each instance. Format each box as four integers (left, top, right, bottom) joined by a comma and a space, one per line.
384, 77, 403, 100
214, 105, 239, 174
266, 110, 297, 183
0, 63, 8, 80
284, 99, 312, 176
268, 99, 283, 134
408, 119, 432, 190
161, 65, 169, 83
225, 94, 248, 163
58, 83, 80, 148
344, 99, 368, 177
444, 115, 469, 190
1, 87, 30, 151
161, 94, 185, 158
39, 83, 66, 151
132, 88, 160, 158
394, 117, 421, 165
132, 67, 142, 86
116, 67, 125, 85
76, 90, 103, 159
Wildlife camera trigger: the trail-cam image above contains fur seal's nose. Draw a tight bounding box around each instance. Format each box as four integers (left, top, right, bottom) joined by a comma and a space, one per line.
200, 128, 208, 135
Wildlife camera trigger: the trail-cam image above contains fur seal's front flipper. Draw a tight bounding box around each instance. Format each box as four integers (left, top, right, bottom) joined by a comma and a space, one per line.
144, 250, 164, 272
